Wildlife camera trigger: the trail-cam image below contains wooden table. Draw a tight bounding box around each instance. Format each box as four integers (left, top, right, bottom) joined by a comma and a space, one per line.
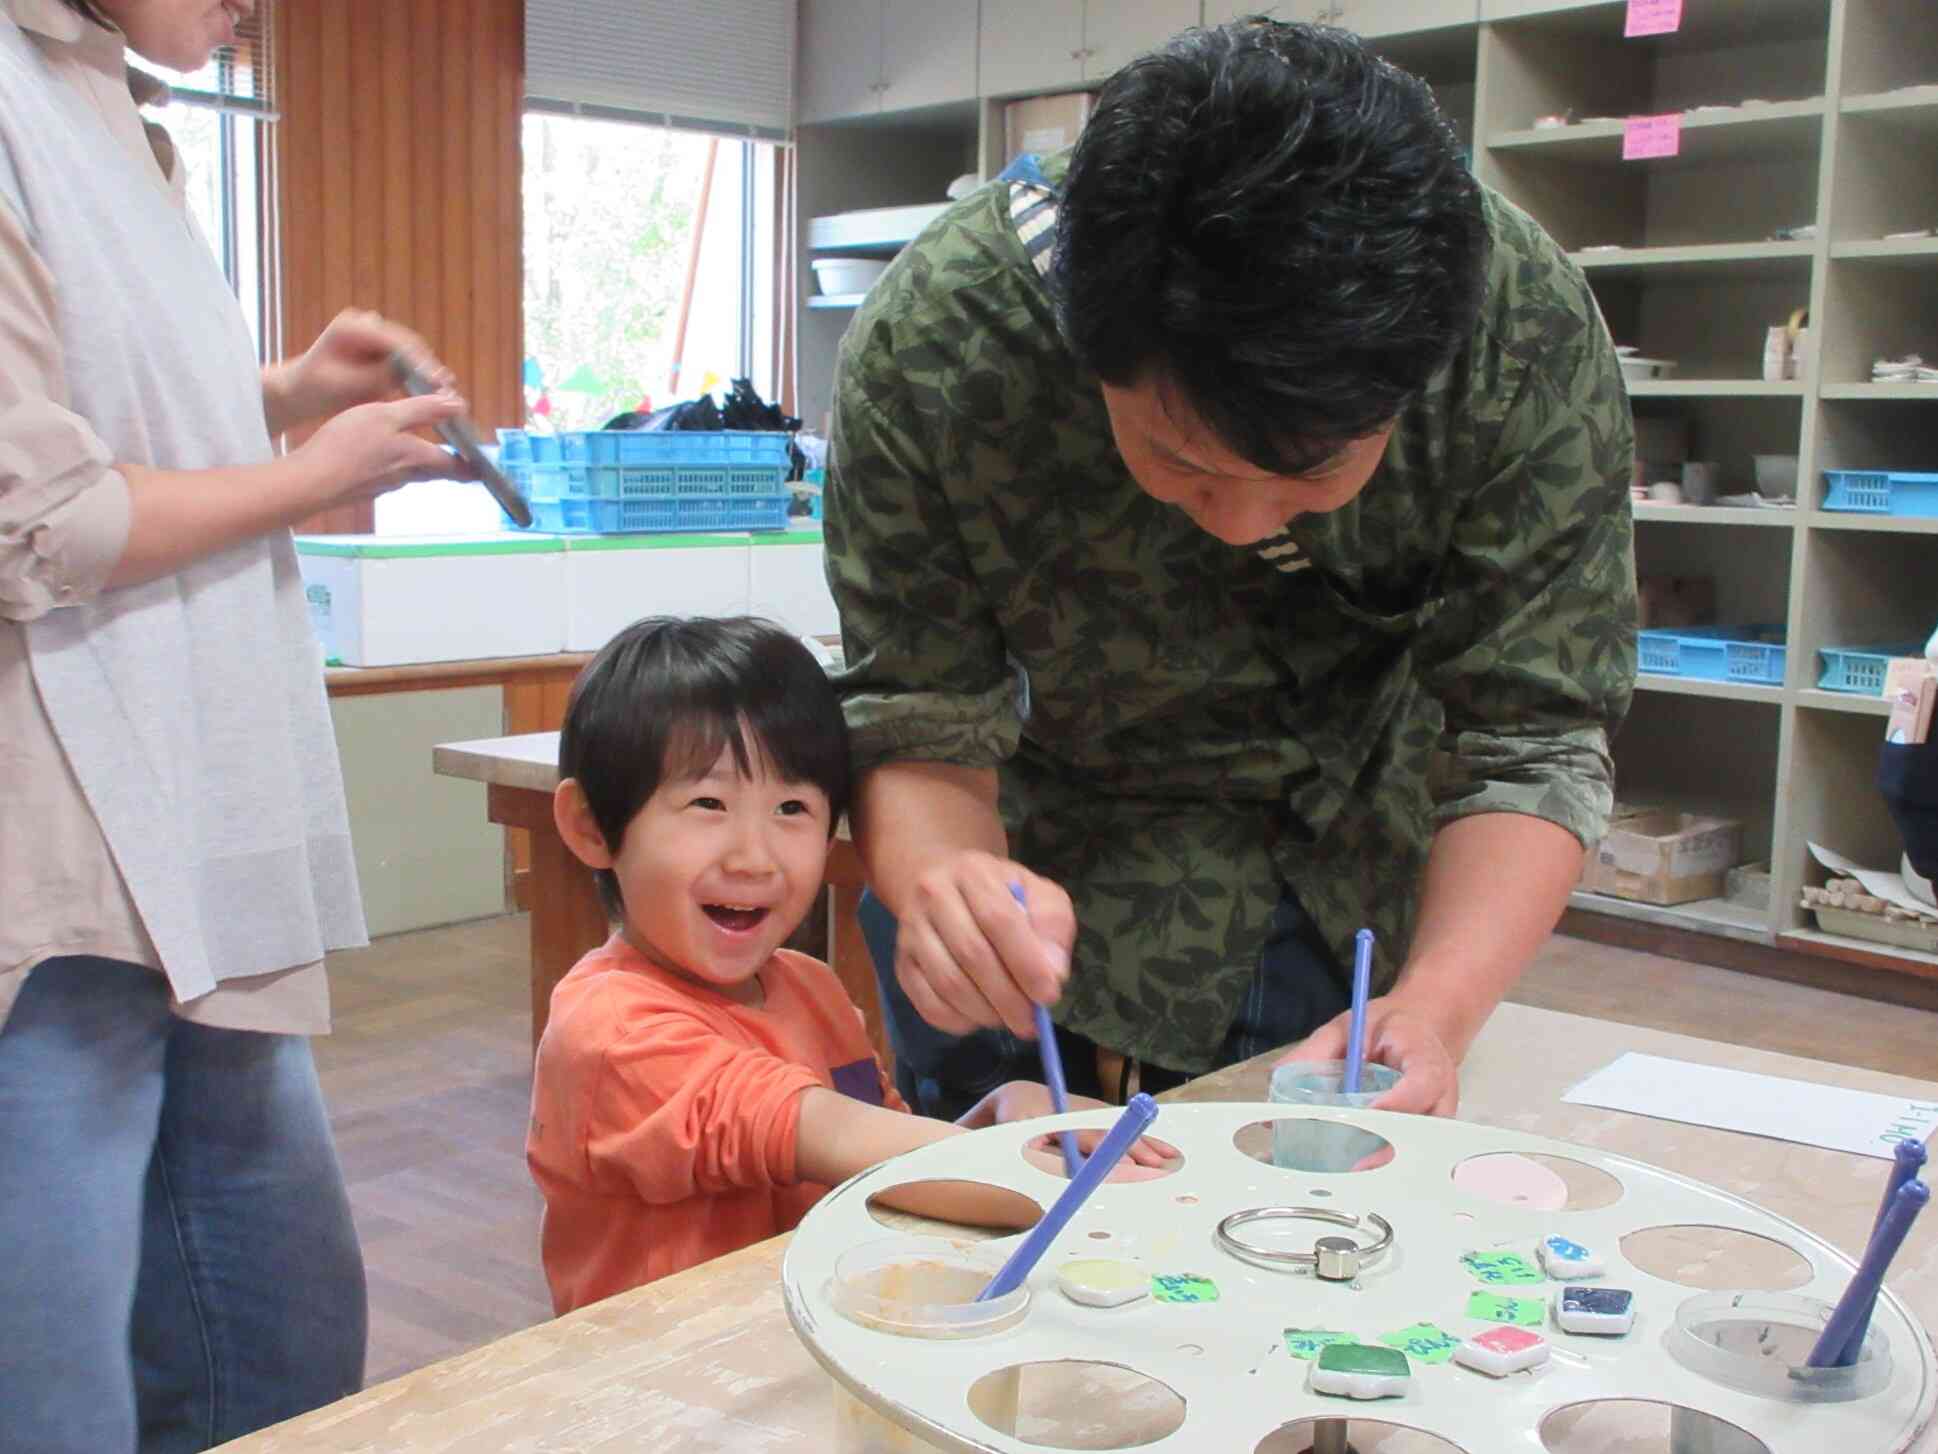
223, 1002, 1937, 1451
433, 732, 877, 1053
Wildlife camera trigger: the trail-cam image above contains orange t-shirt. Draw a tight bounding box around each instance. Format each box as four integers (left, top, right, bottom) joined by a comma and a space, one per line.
527, 935, 905, 1314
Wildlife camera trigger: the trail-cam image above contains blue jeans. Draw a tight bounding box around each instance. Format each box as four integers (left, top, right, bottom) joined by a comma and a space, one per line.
860, 884, 1349, 1120
0, 957, 366, 1452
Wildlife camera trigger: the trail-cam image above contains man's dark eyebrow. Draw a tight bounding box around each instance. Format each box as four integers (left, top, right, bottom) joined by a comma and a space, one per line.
1153, 434, 1348, 485
1149, 438, 1215, 474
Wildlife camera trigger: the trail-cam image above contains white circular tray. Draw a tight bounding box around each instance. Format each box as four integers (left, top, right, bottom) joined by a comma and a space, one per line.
782, 1104, 1937, 1453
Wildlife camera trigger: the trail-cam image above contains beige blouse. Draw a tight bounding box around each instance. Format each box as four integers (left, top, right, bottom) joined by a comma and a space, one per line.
0, 0, 330, 1033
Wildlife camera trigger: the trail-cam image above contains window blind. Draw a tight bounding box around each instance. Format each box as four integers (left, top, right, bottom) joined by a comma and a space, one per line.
154, 0, 276, 118
525, 0, 796, 142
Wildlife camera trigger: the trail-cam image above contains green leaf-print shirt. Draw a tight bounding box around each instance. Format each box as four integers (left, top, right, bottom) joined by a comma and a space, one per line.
825, 152, 1637, 1073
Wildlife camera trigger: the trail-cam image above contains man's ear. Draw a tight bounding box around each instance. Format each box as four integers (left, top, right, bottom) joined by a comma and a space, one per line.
554, 779, 616, 870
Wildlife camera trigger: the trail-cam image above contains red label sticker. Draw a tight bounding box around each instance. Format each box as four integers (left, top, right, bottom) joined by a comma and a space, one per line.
1625, 0, 1683, 36
1623, 113, 1682, 160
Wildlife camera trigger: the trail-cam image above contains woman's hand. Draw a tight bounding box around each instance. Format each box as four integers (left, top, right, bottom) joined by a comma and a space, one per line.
265, 309, 455, 436
290, 393, 478, 508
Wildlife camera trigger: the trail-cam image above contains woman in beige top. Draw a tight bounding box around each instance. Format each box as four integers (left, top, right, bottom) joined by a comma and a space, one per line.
0, 0, 478, 1447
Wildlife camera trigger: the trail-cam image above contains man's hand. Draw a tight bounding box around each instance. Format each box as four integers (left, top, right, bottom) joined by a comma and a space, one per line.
959, 1082, 1179, 1177
1277, 995, 1461, 1117
894, 851, 1074, 1038
265, 308, 454, 436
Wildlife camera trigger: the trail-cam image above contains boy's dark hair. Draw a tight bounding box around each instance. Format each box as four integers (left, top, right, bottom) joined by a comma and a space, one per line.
1054, 17, 1488, 477
559, 616, 852, 920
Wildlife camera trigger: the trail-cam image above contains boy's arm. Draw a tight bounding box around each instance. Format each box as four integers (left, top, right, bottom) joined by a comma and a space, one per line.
797, 1084, 1180, 1228
792, 1088, 1039, 1228
586, 1015, 823, 1203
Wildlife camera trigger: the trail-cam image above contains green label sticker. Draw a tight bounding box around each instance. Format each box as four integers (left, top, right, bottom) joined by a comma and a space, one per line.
1150, 1274, 1219, 1304
1379, 1322, 1461, 1364
1466, 1292, 1547, 1327
1283, 1328, 1357, 1360
1462, 1251, 1544, 1286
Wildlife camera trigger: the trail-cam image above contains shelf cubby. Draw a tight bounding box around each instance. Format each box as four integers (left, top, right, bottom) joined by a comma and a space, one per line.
1608, 690, 1782, 873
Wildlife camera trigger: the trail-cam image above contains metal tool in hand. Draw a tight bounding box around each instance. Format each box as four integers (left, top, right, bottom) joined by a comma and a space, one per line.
388, 350, 533, 526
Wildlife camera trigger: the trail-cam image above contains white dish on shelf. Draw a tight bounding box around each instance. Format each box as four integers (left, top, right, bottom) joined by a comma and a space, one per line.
1619, 355, 1678, 383
806, 203, 949, 252
810, 257, 889, 297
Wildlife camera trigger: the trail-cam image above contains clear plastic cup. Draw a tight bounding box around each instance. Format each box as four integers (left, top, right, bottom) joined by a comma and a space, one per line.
1268, 1060, 1402, 1172
1663, 1290, 1892, 1405
827, 1237, 1028, 1452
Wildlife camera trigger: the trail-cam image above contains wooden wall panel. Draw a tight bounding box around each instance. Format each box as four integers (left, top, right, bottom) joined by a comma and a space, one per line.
275, 0, 525, 535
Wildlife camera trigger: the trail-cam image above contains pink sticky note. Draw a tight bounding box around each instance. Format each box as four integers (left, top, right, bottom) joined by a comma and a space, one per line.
1625, 0, 1683, 36
1622, 113, 1682, 160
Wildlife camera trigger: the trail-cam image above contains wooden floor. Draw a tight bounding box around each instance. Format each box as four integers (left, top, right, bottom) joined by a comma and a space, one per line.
317, 913, 1938, 1386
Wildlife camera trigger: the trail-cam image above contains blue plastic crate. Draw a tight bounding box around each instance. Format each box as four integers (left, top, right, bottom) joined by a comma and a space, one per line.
522, 494, 793, 535
497, 428, 793, 508
1816, 642, 1924, 695
1638, 625, 1787, 685
1821, 470, 1938, 516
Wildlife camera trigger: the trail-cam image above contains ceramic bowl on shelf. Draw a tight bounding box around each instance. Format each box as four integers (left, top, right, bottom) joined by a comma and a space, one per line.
810, 257, 889, 297
1752, 453, 1799, 497
1618, 355, 1678, 383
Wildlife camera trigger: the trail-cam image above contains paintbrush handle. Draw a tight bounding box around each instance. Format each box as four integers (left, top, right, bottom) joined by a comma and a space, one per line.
1344, 928, 1374, 1095
977, 1094, 1159, 1303
1837, 1139, 1930, 1363
1009, 882, 1079, 1177
1808, 1178, 1928, 1367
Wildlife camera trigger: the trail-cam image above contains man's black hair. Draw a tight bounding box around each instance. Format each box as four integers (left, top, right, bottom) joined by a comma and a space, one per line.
558, 616, 852, 920
1054, 17, 1488, 477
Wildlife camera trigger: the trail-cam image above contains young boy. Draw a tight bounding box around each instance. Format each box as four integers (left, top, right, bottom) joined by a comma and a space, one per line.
528, 617, 1164, 1314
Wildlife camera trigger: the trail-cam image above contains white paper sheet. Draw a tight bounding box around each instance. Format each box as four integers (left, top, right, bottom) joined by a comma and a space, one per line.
1808, 841, 1937, 920
1562, 1053, 1938, 1160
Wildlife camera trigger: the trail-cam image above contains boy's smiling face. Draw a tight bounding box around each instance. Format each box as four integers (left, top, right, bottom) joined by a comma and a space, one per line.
581, 735, 832, 1001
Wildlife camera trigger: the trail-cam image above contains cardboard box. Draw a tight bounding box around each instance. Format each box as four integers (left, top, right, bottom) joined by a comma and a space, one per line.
747, 532, 840, 638
561, 533, 750, 653
1883, 656, 1936, 745
1003, 92, 1096, 168
296, 534, 567, 667
1635, 575, 1716, 630
1580, 809, 1744, 905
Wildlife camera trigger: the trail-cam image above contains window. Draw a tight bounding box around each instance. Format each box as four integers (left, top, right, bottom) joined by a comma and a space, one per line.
374, 112, 785, 537
520, 112, 782, 433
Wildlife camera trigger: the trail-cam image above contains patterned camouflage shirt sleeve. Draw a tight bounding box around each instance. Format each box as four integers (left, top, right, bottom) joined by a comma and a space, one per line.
1419, 258, 1638, 849
823, 313, 1024, 774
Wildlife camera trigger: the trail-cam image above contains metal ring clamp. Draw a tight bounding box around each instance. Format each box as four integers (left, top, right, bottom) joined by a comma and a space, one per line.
1214, 1206, 1395, 1281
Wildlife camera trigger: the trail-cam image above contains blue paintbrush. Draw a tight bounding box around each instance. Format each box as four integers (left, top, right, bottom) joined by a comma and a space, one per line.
1832, 1137, 1928, 1364
1010, 882, 1079, 1177
977, 1094, 1159, 1302
1807, 1177, 1929, 1368
1344, 928, 1374, 1095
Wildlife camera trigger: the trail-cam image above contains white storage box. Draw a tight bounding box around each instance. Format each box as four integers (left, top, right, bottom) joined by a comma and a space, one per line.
806, 204, 947, 251
296, 533, 567, 667
561, 533, 751, 653
748, 533, 840, 638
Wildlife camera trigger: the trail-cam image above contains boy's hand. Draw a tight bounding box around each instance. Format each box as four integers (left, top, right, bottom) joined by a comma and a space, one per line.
959, 1082, 1179, 1177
